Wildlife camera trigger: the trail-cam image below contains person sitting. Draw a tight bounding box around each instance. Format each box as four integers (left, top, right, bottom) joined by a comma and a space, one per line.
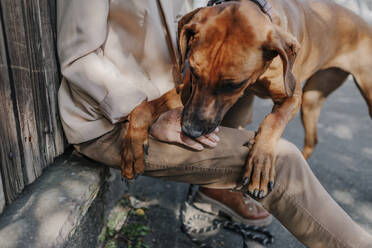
56, 0, 372, 247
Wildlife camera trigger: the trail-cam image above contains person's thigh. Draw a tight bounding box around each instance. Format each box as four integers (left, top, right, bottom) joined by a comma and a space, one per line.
75, 123, 255, 188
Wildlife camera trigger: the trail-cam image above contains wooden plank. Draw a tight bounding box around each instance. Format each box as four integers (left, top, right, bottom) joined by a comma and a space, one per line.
0, 0, 44, 185
0, 8, 25, 204
47, 0, 67, 156
21, 0, 65, 166
46, 0, 66, 157
48, 0, 58, 41
0, 175, 5, 213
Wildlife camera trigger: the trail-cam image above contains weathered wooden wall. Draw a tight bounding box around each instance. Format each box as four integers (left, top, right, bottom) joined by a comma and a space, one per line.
0, 0, 65, 213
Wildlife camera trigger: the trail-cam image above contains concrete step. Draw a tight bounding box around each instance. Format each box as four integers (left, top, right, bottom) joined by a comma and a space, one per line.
0, 152, 126, 248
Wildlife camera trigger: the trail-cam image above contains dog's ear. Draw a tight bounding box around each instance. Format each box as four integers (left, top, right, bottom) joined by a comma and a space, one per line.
175, 65, 192, 106
177, 8, 202, 71
264, 27, 300, 97
181, 68, 192, 106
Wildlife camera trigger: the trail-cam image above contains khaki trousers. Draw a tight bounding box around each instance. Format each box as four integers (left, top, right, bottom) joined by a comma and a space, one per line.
76, 94, 372, 248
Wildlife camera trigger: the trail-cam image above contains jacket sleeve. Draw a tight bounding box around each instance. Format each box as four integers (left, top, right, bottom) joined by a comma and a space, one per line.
57, 0, 147, 124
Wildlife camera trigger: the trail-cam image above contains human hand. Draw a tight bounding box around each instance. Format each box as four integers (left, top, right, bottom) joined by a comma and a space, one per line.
150, 107, 220, 150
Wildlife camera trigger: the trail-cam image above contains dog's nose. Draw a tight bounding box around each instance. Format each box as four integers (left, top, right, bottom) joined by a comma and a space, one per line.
182, 123, 204, 139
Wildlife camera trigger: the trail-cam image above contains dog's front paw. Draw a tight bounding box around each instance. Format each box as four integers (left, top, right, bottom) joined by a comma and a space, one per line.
121, 102, 154, 180
240, 145, 276, 199
121, 125, 149, 180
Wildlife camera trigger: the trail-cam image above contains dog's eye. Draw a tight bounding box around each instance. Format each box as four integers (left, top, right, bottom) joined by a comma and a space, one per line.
222, 79, 248, 92
262, 46, 278, 61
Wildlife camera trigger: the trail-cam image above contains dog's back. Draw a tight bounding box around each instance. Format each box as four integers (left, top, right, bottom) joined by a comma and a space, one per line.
273, 0, 372, 158
269, 0, 372, 82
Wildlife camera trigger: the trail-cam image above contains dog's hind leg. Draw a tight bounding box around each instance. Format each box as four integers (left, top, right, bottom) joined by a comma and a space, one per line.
301, 68, 349, 159
352, 71, 372, 119
347, 36, 372, 119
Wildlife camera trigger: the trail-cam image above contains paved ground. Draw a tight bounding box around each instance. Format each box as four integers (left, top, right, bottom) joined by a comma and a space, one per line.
117, 77, 372, 247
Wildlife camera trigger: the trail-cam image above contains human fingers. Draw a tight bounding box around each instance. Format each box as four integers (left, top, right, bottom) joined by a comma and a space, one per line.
179, 133, 204, 150
196, 133, 220, 147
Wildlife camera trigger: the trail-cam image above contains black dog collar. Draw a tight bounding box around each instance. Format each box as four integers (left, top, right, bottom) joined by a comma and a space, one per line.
207, 0, 273, 21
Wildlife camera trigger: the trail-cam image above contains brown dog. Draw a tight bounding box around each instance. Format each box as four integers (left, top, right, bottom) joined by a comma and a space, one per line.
121, 0, 372, 198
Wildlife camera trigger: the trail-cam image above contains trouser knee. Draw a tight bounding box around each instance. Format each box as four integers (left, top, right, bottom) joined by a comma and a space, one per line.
275, 139, 308, 180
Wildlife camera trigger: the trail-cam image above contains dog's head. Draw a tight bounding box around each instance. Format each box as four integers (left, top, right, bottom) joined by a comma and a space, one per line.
178, 1, 300, 138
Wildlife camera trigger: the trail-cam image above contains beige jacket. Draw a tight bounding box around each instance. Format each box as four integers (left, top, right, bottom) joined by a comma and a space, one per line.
57, 0, 205, 144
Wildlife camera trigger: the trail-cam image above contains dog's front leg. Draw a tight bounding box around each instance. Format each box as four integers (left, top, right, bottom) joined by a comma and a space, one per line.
121, 86, 183, 179
241, 90, 302, 199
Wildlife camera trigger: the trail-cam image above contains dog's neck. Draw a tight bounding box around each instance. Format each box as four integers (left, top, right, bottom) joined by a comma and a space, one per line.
207, 0, 274, 22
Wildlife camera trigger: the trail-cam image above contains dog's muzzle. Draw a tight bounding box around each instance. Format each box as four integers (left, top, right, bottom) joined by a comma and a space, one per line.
181, 110, 219, 138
